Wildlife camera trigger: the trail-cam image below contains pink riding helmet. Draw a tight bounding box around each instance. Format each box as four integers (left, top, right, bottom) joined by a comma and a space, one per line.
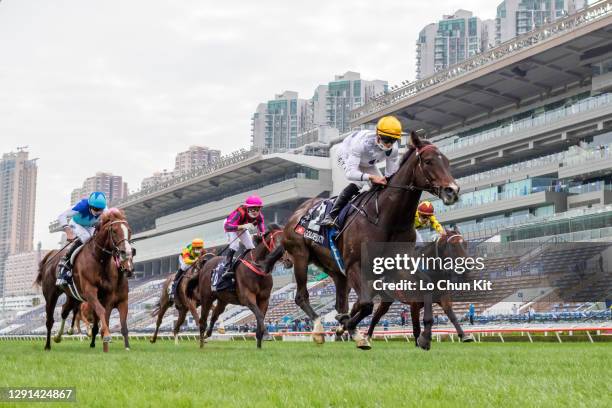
245, 195, 263, 207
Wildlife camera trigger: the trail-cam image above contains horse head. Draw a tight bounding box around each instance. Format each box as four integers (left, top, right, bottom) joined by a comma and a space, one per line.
97, 208, 135, 276
437, 227, 468, 260
408, 131, 459, 205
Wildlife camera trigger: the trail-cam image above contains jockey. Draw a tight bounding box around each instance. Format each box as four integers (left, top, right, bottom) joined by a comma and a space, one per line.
169, 238, 205, 302
415, 201, 445, 243
319, 115, 403, 228
56, 192, 108, 286
222, 195, 266, 278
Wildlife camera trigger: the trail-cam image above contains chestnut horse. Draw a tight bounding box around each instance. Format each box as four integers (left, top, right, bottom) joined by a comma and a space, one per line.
68, 302, 93, 337
150, 253, 214, 345
366, 229, 475, 347
35, 208, 134, 352
266, 132, 459, 350
191, 225, 285, 349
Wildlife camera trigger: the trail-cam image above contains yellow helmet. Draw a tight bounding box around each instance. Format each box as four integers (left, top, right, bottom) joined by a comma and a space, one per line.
191, 238, 204, 249
376, 116, 403, 139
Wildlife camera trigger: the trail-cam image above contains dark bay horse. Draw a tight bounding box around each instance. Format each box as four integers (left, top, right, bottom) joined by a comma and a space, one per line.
267, 132, 459, 350
150, 253, 214, 345
366, 229, 475, 347
191, 225, 285, 349
35, 208, 134, 353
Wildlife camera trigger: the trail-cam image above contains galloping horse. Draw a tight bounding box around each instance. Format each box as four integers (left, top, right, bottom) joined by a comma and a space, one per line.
267, 132, 459, 350
191, 225, 285, 349
36, 208, 134, 352
366, 229, 475, 347
150, 253, 214, 345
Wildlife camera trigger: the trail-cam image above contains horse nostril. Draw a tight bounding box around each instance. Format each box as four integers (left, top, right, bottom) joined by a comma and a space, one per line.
443, 186, 456, 196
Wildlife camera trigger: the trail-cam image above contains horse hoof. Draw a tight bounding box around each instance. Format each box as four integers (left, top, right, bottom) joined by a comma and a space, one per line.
356, 338, 371, 350
53, 336, 62, 344
125, 347, 130, 352
149, 338, 156, 344
417, 335, 431, 351
461, 334, 475, 343
67, 329, 74, 336
312, 333, 325, 344
87, 329, 92, 338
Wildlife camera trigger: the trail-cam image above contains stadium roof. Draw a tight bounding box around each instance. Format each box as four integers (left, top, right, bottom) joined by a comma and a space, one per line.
351, 1, 612, 136
49, 150, 330, 233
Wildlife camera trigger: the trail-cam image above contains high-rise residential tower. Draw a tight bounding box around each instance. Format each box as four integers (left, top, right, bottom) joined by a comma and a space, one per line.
70, 172, 128, 205
495, 0, 587, 44
416, 10, 495, 79
325, 71, 387, 133
174, 145, 221, 175
0, 148, 38, 297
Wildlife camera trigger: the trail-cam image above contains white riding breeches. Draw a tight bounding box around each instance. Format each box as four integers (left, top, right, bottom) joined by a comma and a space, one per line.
69, 220, 95, 243
226, 231, 255, 252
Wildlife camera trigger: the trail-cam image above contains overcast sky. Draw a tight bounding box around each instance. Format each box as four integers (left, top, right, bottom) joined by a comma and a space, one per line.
0, 0, 498, 248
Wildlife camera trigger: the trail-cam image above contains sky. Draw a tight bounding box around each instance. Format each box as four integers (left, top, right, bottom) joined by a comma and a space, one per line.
0, 0, 498, 249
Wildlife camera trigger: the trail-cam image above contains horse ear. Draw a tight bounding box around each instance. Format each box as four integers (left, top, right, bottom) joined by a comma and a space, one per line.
409, 131, 423, 149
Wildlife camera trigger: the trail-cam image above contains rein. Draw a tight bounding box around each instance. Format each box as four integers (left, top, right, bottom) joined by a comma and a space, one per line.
240, 229, 283, 276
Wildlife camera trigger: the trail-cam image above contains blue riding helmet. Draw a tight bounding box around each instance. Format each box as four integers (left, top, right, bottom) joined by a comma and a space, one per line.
88, 192, 107, 209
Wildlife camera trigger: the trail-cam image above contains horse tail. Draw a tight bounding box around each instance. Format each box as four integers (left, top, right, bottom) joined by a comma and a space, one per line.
263, 243, 285, 274
151, 301, 161, 317
35, 251, 54, 286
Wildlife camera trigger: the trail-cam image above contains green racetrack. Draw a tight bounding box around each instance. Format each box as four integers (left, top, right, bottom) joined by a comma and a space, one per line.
0, 340, 610, 408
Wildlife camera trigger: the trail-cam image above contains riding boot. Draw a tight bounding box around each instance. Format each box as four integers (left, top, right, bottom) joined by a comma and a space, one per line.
56, 239, 82, 286
222, 249, 236, 279
169, 269, 185, 303
319, 183, 360, 228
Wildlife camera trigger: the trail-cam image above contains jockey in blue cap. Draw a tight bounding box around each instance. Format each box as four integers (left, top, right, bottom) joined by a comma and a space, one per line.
56, 192, 108, 286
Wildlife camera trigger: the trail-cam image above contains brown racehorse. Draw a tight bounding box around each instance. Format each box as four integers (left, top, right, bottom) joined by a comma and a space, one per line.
191, 225, 285, 349
266, 132, 459, 350
35, 208, 134, 352
68, 302, 93, 337
150, 253, 214, 345
366, 229, 475, 347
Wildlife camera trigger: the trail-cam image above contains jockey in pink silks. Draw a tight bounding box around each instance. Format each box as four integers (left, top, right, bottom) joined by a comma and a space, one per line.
221, 195, 266, 278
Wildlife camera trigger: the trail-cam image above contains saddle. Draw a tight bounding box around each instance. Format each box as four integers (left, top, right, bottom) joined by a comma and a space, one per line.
211, 249, 251, 292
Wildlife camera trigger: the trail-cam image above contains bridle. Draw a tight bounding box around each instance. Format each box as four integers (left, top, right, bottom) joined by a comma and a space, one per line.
242, 229, 283, 276
387, 144, 445, 198
93, 220, 134, 272
261, 230, 283, 253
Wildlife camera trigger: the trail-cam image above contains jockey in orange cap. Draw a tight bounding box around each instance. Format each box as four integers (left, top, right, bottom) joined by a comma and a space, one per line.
169, 238, 205, 303
415, 201, 445, 243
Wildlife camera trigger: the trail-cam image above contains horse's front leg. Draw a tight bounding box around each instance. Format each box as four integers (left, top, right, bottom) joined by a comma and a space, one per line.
441, 296, 474, 343
83, 286, 111, 352
417, 292, 433, 351
118, 300, 130, 350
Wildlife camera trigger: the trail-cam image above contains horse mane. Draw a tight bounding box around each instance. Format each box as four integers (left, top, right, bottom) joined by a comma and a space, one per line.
398, 140, 433, 168
99, 208, 126, 226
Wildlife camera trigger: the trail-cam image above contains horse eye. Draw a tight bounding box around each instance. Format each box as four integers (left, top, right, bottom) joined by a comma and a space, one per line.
424, 159, 432, 165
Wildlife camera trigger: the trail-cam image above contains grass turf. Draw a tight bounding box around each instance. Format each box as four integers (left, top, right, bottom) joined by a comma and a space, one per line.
0, 339, 610, 408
